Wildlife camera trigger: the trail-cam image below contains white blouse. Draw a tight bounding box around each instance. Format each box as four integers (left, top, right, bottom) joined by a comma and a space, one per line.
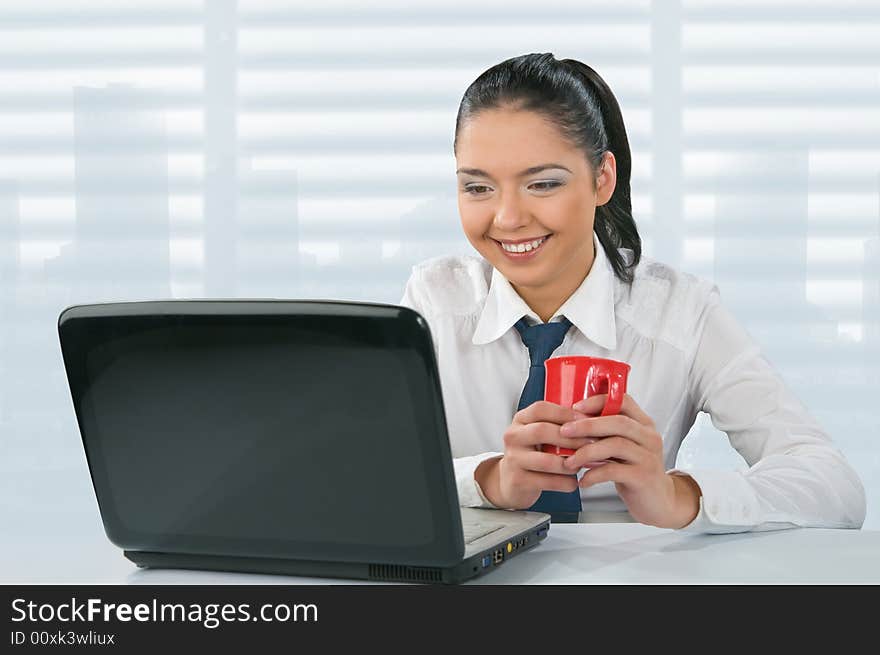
398, 233, 866, 533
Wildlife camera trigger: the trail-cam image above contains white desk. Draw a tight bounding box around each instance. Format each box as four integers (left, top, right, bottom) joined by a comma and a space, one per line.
4, 517, 879, 585
118, 524, 880, 585
2, 469, 877, 585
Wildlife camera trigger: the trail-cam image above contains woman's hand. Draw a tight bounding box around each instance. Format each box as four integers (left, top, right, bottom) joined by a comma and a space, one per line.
559, 393, 702, 529
475, 401, 596, 510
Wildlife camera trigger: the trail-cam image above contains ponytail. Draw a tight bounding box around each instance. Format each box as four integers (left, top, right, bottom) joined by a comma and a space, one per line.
561, 59, 640, 282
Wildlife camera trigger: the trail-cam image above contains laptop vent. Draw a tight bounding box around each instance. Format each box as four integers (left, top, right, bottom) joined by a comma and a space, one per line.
368, 564, 443, 583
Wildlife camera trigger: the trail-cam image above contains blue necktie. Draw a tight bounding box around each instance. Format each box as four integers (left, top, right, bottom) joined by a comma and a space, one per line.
513, 316, 582, 523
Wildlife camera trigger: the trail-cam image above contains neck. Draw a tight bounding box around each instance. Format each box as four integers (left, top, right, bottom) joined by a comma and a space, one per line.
522, 296, 565, 325
513, 243, 595, 323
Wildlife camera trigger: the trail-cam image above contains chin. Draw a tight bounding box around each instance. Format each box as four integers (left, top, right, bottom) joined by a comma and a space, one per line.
495, 265, 544, 288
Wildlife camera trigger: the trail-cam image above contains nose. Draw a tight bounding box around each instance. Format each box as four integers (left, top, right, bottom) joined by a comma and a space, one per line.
493, 190, 529, 231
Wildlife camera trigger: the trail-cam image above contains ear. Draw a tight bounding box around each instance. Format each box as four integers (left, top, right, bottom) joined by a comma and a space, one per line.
595, 151, 617, 207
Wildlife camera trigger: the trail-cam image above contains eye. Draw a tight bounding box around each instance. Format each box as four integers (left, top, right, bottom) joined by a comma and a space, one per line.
463, 184, 491, 195
530, 180, 562, 191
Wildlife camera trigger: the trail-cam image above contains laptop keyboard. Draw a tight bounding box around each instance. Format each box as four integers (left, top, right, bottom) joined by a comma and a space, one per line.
462, 519, 506, 544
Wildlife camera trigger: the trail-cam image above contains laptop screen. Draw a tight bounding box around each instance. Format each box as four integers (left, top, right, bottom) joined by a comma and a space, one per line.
60, 302, 464, 565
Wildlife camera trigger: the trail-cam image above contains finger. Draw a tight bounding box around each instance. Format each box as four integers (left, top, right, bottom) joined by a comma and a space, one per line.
516, 450, 582, 476
618, 393, 654, 426
514, 400, 585, 427
511, 419, 595, 450
563, 436, 646, 470
559, 414, 663, 453
571, 394, 606, 416
572, 394, 647, 422
560, 414, 656, 450
577, 462, 633, 488
573, 393, 653, 426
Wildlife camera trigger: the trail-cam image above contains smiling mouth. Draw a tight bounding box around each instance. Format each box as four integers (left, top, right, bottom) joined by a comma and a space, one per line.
493, 234, 552, 258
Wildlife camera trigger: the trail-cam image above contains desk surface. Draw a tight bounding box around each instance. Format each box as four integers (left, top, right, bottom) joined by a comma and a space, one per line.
3, 470, 878, 585
123, 524, 880, 585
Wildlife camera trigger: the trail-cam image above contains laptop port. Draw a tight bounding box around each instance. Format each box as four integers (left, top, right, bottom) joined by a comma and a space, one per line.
493, 548, 504, 564
481, 555, 492, 568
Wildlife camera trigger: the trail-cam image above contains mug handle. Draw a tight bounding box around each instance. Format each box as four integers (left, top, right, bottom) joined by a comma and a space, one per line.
600, 370, 626, 416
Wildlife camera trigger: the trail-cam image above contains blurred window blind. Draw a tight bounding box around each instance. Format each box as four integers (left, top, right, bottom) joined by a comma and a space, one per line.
234, 0, 654, 301
675, 0, 880, 474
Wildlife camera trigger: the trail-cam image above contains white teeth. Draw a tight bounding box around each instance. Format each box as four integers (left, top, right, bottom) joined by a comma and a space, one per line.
501, 236, 547, 253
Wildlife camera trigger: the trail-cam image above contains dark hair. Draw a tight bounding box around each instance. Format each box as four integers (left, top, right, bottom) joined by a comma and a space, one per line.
453, 52, 641, 284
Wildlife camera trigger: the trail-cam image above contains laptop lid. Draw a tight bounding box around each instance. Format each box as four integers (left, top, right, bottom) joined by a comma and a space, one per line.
58, 300, 466, 568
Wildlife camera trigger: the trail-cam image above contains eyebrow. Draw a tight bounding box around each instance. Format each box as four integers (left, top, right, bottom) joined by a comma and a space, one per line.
455, 163, 572, 179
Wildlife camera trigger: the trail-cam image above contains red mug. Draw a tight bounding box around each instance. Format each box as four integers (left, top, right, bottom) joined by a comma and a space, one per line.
542, 356, 631, 458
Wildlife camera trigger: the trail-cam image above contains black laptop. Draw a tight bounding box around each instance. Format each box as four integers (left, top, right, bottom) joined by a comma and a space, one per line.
57, 300, 550, 584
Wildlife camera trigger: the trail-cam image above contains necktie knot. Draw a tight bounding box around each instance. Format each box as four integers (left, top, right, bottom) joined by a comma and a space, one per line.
514, 317, 573, 367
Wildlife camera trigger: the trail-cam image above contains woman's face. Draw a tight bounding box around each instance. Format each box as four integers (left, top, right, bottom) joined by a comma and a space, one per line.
455, 107, 615, 308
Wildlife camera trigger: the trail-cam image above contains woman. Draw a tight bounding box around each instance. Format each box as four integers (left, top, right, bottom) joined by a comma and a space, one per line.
399, 52, 866, 531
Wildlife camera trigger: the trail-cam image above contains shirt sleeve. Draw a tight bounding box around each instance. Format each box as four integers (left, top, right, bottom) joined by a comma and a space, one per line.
398, 266, 503, 509
669, 286, 867, 534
